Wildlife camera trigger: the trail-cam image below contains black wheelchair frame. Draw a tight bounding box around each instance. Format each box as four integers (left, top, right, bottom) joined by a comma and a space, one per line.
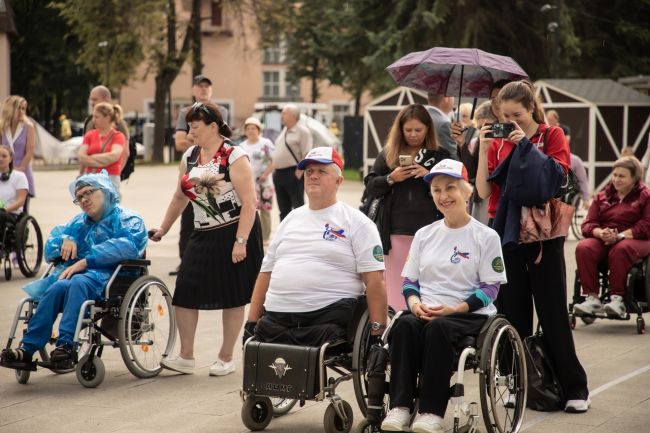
356, 312, 527, 433
3, 259, 176, 387
0, 198, 43, 280
240, 297, 392, 433
569, 255, 650, 334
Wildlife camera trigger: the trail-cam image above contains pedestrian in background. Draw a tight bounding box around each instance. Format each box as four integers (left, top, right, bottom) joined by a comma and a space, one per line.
150, 102, 263, 377
426, 93, 458, 160
79, 103, 126, 191
364, 104, 450, 311
240, 117, 275, 243
273, 104, 312, 221
475, 80, 590, 413
0, 95, 36, 197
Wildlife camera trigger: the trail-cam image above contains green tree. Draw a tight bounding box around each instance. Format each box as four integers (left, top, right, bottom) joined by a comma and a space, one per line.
51, 0, 159, 92
9, 0, 97, 124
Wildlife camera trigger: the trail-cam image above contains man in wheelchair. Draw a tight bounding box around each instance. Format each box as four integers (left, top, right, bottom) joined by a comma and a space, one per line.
381, 160, 508, 433
244, 147, 387, 349
0, 170, 147, 370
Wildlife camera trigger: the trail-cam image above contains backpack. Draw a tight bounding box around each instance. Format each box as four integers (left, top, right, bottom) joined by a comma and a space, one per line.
120, 137, 138, 181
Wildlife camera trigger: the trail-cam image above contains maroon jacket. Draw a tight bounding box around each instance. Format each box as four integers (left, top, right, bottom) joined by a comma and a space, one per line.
581, 182, 650, 239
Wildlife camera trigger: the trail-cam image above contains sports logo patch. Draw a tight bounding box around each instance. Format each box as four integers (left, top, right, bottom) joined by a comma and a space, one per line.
373, 245, 384, 262
322, 223, 346, 241
450, 246, 470, 264
492, 257, 504, 273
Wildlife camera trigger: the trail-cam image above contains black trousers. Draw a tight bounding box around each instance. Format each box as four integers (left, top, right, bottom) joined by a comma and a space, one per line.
255, 298, 357, 347
178, 203, 194, 260
499, 237, 589, 401
273, 166, 304, 221
0, 211, 17, 247
389, 312, 487, 416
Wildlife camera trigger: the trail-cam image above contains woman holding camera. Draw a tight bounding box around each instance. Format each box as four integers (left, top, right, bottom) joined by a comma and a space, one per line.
475, 80, 589, 413
364, 104, 450, 310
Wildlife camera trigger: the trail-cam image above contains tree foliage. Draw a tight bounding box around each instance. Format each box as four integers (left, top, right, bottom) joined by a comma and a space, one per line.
51, 0, 160, 91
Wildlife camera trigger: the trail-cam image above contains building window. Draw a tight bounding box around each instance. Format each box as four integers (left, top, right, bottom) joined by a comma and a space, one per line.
285, 77, 300, 98
211, 1, 222, 26
331, 103, 351, 131
263, 71, 281, 98
263, 42, 283, 64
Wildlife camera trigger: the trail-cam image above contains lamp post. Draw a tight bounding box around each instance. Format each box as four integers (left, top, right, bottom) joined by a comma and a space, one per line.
540, 4, 559, 77
98, 40, 110, 87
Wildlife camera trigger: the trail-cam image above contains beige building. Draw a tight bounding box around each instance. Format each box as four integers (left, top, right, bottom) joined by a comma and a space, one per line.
0, 0, 16, 102
120, 0, 371, 133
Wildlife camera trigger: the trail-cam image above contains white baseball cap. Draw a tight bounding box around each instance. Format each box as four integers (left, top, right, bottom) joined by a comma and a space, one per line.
298, 147, 344, 170
423, 159, 469, 183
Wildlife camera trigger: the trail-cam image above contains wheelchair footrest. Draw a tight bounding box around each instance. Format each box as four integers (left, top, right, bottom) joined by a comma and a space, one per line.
0, 358, 37, 371
243, 341, 321, 401
37, 359, 75, 370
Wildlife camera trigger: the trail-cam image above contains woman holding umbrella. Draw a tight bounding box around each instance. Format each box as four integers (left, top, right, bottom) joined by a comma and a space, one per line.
364, 104, 450, 310
475, 80, 590, 413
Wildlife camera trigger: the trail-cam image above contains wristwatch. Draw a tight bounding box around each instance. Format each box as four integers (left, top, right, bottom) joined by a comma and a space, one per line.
235, 236, 247, 245
386, 174, 395, 186
370, 321, 387, 332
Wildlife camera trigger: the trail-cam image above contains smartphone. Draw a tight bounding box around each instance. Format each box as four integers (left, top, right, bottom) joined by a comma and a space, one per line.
486, 123, 515, 139
399, 155, 414, 167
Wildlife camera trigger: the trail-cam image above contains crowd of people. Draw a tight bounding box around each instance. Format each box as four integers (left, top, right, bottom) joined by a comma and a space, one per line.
3, 74, 650, 433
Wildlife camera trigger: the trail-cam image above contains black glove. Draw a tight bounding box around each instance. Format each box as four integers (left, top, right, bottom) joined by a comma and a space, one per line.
242, 320, 257, 347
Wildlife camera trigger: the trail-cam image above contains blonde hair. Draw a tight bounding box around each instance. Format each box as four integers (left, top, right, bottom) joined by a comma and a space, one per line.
94, 102, 123, 125
385, 104, 438, 169
613, 156, 644, 182
459, 103, 476, 127
0, 95, 27, 133
474, 101, 497, 123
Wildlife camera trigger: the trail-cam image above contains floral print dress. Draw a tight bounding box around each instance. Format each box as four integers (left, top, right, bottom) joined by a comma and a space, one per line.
240, 138, 275, 211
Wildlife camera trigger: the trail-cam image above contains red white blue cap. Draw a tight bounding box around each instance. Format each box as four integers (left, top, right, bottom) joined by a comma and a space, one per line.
298, 147, 344, 170
424, 159, 469, 183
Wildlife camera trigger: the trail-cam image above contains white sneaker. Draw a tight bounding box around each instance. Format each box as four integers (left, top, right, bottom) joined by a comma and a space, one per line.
160, 355, 195, 374
411, 412, 444, 433
573, 296, 602, 315
380, 407, 411, 432
565, 398, 591, 413
209, 358, 235, 376
604, 295, 626, 318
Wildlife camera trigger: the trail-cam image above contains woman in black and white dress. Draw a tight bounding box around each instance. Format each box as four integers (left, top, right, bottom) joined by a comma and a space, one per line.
150, 102, 263, 377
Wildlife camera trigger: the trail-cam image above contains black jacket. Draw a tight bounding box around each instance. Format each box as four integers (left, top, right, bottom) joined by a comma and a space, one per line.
364, 147, 450, 253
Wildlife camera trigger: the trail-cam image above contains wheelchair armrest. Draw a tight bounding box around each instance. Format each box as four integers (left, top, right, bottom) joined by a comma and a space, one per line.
119, 259, 151, 267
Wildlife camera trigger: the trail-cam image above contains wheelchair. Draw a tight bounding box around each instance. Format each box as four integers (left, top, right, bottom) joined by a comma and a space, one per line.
569, 255, 650, 334
3, 259, 176, 387
356, 312, 528, 433
0, 198, 44, 280
240, 297, 393, 433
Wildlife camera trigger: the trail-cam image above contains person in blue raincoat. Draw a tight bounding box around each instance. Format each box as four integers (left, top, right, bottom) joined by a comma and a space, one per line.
0, 170, 147, 369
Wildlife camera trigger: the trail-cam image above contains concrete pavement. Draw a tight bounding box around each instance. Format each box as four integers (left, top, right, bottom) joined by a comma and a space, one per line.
1, 165, 650, 433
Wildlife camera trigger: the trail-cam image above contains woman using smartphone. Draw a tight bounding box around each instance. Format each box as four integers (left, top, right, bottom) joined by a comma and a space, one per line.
475, 80, 590, 413
364, 104, 450, 310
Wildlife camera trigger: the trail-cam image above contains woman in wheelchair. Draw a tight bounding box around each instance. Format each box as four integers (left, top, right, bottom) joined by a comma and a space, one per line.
574, 156, 650, 318
0, 171, 147, 369
381, 159, 507, 433
0, 144, 28, 234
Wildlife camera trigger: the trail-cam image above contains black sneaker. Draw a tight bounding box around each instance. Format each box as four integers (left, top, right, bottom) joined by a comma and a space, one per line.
1, 348, 32, 363
50, 346, 74, 363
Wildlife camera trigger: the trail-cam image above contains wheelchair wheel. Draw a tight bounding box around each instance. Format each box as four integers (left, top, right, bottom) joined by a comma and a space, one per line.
15, 216, 43, 278
570, 194, 586, 241
479, 317, 526, 433
15, 369, 30, 384
4, 258, 11, 280
352, 308, 394, 416
324, 400, 353, 433
75, 354, 105, 388
241, 396, 273, 431
118, 275, 176, 378
271, 397, 297, 417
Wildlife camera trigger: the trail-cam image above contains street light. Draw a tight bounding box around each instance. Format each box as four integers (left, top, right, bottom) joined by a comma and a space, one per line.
540, 4, 560, 77
98, 40, 110, 87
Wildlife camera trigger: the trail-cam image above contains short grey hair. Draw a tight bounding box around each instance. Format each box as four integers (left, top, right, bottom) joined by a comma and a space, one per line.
91, 85, 111, 101
282, 104, 300, 120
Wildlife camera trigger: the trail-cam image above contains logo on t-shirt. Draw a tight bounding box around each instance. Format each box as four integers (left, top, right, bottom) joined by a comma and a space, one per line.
373, 245, 384, 262
450, 246, 470, 264
323, 223, 346, 241
492, 257, 504, 273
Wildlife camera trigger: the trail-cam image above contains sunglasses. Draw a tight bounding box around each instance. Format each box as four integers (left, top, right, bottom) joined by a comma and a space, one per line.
73, 188, 99, 205
190, 102, 220, 125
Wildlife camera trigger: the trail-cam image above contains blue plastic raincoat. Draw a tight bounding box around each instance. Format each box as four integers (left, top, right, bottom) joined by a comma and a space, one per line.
23, 171, 147, 300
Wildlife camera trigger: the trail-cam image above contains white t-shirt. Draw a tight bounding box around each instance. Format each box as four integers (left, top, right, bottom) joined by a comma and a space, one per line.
240, 138, 275, 180
262, 201, 385, 312
402, 217, 506, 315
181, 144, 248, 229
0, 171, 28, 214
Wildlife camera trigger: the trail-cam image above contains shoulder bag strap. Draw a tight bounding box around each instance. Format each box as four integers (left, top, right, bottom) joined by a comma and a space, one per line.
99, 132, 116, 153
283, 129, 301, 165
